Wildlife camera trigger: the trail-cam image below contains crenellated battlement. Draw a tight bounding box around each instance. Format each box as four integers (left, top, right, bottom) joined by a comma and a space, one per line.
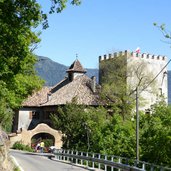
99, 50, 166, 62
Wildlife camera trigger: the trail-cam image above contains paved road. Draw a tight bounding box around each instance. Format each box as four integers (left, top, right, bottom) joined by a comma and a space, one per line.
10, 150, 92, 171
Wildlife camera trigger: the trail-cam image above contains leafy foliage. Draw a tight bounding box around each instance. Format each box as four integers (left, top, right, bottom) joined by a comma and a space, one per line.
51, 101, 135, 158
99, 54, 157, 120
0, 0, 44, 131
140, 102, 171, 167
12, 141, 34, 152
51, 103, 105, 151
49, 0, 81, 13
98, 114, 135, 158
99, 55, 134, 120
51, 100, 171, 166
154, 23, 171, 41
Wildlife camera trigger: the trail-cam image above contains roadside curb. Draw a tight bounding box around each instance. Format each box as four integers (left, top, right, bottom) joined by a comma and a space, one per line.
10, 149, 54, 157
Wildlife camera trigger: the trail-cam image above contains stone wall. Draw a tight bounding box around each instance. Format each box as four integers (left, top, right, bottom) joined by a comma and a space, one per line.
0, 129, 14, 171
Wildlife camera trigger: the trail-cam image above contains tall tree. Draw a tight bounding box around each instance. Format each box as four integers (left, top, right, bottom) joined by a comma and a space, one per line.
51, 101, 108, 151
0, 0, 83, 131
0, 0, 44, 131
99, 55, 131, 120
140, 101, 171, 166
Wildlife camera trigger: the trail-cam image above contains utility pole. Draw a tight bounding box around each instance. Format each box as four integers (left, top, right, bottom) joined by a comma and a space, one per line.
136, 87, 139, 161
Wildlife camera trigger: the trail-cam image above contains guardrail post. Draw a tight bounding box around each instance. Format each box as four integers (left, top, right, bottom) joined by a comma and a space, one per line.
71, 150, 74, 164
111, 156, 114, 171
86, 152, 89, 167
58, 149, 60, 160
80, 152, 83, 165
59, 150, 62, 160
98, 154, 101, 170
56, 149, 59, 160
76, 151, 78, 164
104, 155, 107, 171
62, 149, 65, 161
92, 153, 95, 169
118, 157, 121, 171
67, 150, 69, 162
142, 163, 145, 170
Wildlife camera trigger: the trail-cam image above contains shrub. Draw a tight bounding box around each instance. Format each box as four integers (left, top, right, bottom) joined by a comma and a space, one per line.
14, 166, 20, 171
12, 141, 33, 152
43, 139, 53, 147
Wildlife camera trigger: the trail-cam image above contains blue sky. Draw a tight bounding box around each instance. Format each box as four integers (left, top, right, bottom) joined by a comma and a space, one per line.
35, 0, 171, 69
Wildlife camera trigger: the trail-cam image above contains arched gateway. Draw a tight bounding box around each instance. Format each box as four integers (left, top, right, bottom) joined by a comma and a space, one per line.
10, 123, 63, 148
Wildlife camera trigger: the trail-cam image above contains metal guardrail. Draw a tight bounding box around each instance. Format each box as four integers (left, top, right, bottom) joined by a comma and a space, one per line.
53, 149, 171, 171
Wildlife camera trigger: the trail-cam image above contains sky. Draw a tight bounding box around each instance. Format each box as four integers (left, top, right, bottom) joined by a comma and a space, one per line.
35, 0, 171, 69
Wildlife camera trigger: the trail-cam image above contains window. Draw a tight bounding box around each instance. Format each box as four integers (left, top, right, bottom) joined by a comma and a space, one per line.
29, 111, 40, 120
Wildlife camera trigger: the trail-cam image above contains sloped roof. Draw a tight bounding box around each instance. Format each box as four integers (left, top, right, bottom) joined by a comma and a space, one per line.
22, 74, 100, 107
43, 74, 99, 106
67, 59, 86, 73
22, 87, 51, 107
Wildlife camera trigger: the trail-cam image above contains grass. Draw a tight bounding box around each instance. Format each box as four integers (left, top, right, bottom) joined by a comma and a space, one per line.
14, 166, 20, 171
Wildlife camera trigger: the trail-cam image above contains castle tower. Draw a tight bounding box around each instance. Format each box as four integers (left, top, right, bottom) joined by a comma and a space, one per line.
99, 50, 168, 110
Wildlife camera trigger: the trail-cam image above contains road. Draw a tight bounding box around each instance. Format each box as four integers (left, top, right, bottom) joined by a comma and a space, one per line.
10, 150, 92, 171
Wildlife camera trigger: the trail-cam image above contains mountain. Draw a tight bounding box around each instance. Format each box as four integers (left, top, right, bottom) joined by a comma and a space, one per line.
35, 56, 99, 86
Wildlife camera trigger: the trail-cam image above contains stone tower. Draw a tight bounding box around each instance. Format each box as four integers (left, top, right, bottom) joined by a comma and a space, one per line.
99, 50, 168, 110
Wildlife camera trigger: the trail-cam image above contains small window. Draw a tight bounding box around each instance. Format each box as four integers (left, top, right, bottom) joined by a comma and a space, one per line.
68, 73, 73, 81
29, 111, 40, 120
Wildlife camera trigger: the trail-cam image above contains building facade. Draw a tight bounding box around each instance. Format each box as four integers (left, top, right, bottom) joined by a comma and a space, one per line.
10, 59, 99, 147
99, 50, 168, 110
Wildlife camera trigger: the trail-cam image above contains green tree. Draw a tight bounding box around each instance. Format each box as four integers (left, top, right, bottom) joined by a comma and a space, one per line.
100, 55, 132, 120
97, 114, 136, 158
54, 103, 88, 150
0, 0, 83, 131
0, 0, 44, 131
51, 101, 108, 151
140, 101, 171, 166
49, 0, 81, 13
99, 54, 156, 120
51, 101, 136, 158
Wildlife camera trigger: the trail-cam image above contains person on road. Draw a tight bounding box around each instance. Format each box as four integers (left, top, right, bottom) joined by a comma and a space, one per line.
40, 141, 45, 153
35, 142, 40, 152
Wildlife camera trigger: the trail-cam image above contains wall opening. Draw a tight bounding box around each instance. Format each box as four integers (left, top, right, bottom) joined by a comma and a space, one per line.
31, 133, 55, 151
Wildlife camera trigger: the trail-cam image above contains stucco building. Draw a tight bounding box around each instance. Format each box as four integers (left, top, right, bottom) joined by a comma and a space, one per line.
10, 59, 100, 147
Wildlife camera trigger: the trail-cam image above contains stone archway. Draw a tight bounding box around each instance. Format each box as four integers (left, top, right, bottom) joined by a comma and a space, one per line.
21, 123, 62, 148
